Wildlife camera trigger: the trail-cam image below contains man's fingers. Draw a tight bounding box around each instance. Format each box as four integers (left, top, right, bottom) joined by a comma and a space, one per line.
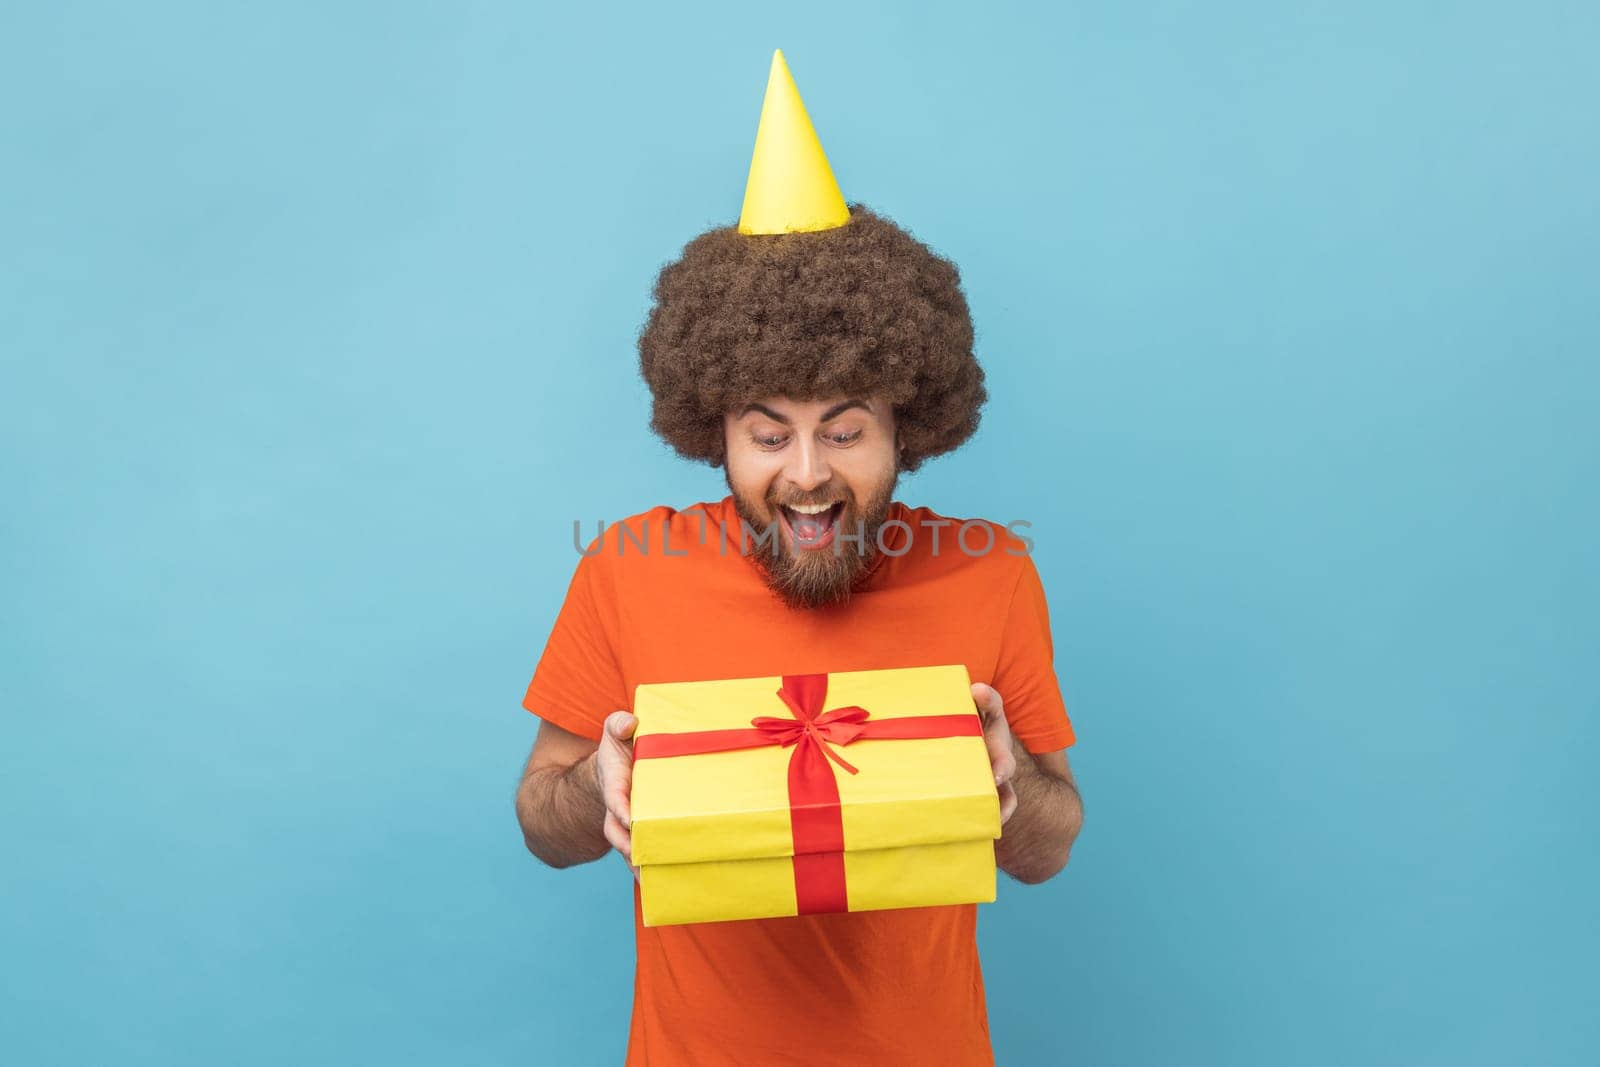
597, 711, 637, 828
971, 682, 1004, 723
998, 780, 1018, 825
603, 780, 632, 830
973, 682, 1015, 784
598, 757, 632, 829
603, 809, 633, 862
991, 745, 1017, 787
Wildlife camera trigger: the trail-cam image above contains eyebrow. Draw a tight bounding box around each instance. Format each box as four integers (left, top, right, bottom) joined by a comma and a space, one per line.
737, 399, 873, 424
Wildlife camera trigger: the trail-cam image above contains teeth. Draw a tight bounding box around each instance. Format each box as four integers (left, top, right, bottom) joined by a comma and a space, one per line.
787, 502, 836, 515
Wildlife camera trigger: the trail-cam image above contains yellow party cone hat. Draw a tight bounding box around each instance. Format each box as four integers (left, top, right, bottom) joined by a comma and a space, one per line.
738, 50, 851, 235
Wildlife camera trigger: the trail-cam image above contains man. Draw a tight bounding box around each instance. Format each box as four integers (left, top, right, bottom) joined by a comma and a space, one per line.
515, 51, 1083, 1065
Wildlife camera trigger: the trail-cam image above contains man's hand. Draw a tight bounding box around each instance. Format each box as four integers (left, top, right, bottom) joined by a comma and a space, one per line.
972, 681, 1085, 883
972, 682, 1019, 823
595, 710, 639, 872
516, 713, 639, 875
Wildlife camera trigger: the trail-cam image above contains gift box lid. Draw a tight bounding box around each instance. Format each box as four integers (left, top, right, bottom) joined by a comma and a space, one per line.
629, 664, 1002, 867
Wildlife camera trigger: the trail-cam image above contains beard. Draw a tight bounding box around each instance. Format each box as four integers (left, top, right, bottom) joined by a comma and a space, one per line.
727, 467, 898, 611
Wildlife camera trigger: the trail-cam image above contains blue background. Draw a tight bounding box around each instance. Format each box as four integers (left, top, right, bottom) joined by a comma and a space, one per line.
3, 1, 1596, 1063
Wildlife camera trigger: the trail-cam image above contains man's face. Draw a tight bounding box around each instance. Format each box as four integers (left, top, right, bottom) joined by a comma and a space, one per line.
723, 394, 899, 610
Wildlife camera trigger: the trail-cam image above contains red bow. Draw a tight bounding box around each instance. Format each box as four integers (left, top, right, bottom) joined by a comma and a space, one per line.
752, 673, 869, 775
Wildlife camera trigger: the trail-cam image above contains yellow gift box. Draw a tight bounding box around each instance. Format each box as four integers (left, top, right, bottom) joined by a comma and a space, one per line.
630, 664, 1002, 926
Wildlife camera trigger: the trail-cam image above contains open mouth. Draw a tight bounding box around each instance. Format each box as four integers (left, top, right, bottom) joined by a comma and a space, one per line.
777, 501, 845, 551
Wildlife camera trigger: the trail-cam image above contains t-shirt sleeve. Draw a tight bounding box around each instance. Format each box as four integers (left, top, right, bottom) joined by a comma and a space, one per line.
992, 554, 1077, 753
521, 549, 628, 742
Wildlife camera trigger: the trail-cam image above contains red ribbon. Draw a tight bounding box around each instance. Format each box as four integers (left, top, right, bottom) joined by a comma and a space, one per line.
633, 673, 982, 915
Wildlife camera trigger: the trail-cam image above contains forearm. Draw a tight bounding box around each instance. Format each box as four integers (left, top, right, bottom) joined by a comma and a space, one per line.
994, 737, 1083, 884
517, 751, 611, 868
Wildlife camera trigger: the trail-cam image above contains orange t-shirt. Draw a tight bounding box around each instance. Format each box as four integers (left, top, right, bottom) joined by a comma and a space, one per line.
522, 496, 1076, 1066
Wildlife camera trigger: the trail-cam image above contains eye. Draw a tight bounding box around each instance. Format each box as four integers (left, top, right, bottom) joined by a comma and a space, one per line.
750, 430, 788, 449
826, 429, 863, 446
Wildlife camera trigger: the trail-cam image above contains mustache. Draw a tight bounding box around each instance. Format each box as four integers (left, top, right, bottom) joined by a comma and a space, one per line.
769, 490, 854, 509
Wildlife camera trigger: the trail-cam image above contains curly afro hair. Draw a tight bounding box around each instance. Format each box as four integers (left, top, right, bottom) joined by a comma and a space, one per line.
636, 202, 986, 473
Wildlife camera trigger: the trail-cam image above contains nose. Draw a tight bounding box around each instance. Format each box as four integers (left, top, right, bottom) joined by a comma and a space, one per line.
784, 435, 832, 493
